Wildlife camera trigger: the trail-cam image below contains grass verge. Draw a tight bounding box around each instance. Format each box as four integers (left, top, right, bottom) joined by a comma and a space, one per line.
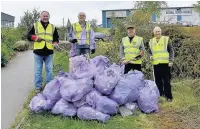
10, 51, 200, 129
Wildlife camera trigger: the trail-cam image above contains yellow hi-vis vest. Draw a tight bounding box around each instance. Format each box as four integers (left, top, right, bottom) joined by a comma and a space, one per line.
72, 22, 91, 45
34, 22, 55, 50
122, 36, 143, 64
149, 36, 169, 65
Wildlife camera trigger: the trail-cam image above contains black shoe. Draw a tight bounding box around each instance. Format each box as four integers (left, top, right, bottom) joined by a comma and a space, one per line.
167, 98, 173, 102
35, 87, 42, 93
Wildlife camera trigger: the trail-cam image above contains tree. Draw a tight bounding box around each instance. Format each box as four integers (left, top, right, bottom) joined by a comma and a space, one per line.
130, 1, 168, 25
193, 1, 200, 13
18, 8, 41, 30
88, 19, 98, 29
134, 1, 168, 16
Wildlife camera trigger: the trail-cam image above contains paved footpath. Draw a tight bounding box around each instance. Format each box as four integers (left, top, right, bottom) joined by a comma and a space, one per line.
2, 51, 34, 129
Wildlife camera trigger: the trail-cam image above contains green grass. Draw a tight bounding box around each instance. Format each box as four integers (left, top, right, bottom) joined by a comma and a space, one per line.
10, 50, 200, 129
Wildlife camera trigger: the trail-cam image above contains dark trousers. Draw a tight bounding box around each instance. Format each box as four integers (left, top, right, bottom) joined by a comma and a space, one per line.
124, 63, 141, 74
154, 64, 173, 99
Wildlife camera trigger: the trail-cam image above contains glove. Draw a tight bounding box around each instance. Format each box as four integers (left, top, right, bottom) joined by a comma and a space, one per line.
31, 35, 42, 42
91, 49, 95, 54
53, 42, 59, 48
71, 39, 78, 43
169, 62, 173, 67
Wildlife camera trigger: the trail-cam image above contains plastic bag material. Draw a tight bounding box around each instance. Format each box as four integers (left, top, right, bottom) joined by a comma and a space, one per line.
94, 32, 106, 39
29, 93, 47, 113
60, 78, 93, 102
109, 71, 144, 105
69, 55, 95, 79
125, 102, 138, 111
77, 105, 110, 123
126, 70, 145, 90
73, 95, 87, 108
94, 68, 120, 95
90, 56, 110, 75
86, 90, 118, 115
43, 99, 57, 110
109, 63, 124, 76
43, 78, 62, 102
69, 55, 90, 73
51, 98, 77, 116
137, 80, 160, 113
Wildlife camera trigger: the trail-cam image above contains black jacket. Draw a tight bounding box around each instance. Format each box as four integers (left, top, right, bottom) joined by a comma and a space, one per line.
27, 21, 59, 56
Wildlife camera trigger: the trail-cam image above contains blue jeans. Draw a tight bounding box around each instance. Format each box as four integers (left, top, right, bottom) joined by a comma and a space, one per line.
34, 54, 53, 89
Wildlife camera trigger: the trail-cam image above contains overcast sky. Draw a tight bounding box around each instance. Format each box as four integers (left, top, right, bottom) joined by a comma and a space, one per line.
1, 1, 198, 27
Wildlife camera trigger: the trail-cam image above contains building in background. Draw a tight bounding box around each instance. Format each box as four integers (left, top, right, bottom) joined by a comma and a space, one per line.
1, 12, 15, 28
102, 7, 200, 28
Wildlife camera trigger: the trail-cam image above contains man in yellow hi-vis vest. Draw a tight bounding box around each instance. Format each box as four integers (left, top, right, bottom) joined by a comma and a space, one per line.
120, 25, 145, 73
27, 11, 59, 93
68, 12, 96, 57
149, 26, 174, 102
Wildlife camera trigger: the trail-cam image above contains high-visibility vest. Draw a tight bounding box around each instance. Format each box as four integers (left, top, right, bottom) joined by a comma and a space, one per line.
149, 36, 169, 65
72, 22, 90, 45
34, 22, 54, 50
122, 36, 143, 64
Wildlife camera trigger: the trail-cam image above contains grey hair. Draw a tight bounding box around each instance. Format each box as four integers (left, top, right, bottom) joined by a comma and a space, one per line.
153, 26, 161, 33
78, 12, 86, 17
41, 11, 50, 17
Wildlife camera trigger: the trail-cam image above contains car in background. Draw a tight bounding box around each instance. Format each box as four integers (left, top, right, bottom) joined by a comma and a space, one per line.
177, 21, 193, 27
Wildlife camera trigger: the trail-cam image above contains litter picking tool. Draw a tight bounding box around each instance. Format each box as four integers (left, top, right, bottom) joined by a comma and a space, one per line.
118, 106, 133, 117
40, 38, 69, 54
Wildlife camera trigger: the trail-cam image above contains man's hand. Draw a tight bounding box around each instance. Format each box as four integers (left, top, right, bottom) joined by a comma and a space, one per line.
71, 39, 78, 44
91, 49, 95, 54
31, 35, 42, 42
53, 42, 59, 49
36, 37, 43, 42
120, 58, 127, 64
169, 62, 173, 67
150, 56, 153, 61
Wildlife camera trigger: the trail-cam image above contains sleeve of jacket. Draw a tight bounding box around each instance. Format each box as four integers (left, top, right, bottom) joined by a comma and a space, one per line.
148, 39, 153, 57
89, 28, 96, 50
167, 39, 175, 63
67, 24, 75, 42
27, 25, 35, 41
120, 39, 125, 59
53, 27, 59, 43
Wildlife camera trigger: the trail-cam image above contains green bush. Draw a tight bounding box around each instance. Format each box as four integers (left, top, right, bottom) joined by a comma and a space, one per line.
1, 27, 26, 67
14, 41, 30, 51
57, 27, 67, 40
96, 18, 200, 79
1, 44, 9, 67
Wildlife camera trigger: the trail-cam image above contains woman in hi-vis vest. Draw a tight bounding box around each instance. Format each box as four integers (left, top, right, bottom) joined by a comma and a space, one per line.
27, 11, 59, 93
149, 26, 174, 102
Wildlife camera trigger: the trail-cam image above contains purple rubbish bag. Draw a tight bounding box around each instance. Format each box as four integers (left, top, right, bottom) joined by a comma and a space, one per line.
51, 98, 77, 116
69, 55, 95, 79
73, 95, 87, 107
86, 90, 118, 115
43, 78, 63, 101
90, 56, 110, 75
77, 105, 110, 123
109, 71, 145, 105
137, 80, 160, 113
29, 93, 47, 113
94, 68, 120, 95
60, 78, 93, 102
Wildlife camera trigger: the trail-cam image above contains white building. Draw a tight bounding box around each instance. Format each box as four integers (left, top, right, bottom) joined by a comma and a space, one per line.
102, 7, 200, 28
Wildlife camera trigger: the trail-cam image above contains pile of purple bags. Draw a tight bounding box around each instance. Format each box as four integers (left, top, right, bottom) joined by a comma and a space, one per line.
29, 55, 160, 123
